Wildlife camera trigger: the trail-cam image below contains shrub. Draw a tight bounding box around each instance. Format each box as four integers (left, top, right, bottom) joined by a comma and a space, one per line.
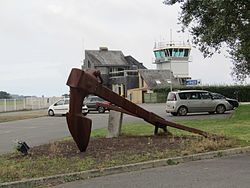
154, 85, 250, 102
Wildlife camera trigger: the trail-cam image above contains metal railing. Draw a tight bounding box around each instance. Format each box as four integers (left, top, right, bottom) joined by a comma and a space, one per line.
109, 70, 138, 77
154, 40, 191, 50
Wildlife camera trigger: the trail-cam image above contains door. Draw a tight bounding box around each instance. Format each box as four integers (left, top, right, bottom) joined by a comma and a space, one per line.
53, 99, 68, 114
186, 92, 202, 112
200, 92, 216, 111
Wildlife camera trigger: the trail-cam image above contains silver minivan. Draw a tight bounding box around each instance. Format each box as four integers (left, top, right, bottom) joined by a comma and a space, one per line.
166, 90, 233, 116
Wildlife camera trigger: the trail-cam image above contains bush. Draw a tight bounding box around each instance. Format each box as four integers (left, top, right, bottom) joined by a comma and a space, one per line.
154, 85, 250, 102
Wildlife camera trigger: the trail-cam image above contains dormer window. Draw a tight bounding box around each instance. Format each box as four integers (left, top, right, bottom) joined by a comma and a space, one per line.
155, 80, 161, 85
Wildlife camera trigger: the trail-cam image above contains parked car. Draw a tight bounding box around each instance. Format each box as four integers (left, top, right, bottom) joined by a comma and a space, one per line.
84, 96, 111, 113
48, 98, 88, 116
166, 90, 233, 116
211, 93, 239, 109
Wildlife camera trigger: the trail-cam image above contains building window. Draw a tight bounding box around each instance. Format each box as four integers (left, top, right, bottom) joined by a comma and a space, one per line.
179, 49, 184, 57
155, 80, 161, 85
154, 51, 161, 59
184, 49, 189, 57
155, 48, 189, 58
96, 67, 108, 74
154, 50, 165, 59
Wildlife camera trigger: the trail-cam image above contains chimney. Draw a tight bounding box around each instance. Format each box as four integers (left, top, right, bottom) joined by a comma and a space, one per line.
99, 47, 108, 51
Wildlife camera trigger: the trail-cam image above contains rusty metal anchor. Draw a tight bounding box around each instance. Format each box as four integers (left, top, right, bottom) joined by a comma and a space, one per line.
66, 68, 211, 152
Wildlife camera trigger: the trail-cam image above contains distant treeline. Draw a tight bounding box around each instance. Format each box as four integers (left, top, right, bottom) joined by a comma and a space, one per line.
154, 85, 250, 102
0, 91, 11, 99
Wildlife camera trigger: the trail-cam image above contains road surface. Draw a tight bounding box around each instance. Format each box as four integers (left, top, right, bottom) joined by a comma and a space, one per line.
52, 153, 250, 188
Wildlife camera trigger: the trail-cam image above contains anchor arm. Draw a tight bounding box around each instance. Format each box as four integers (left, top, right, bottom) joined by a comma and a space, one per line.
66, 68, 212, 152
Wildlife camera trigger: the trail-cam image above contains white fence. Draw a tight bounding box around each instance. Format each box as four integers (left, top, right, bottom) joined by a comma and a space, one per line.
0, 97, 62, 112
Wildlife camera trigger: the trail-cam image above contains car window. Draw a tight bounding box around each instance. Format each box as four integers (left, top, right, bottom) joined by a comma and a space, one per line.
97, 98, 105, 102
84, 98, 90, 103
85, 96, 106, 103
55, 100, 64, 106
167, 93, 177, 101
178, 93, 187, 99
64, 99, 69, 104
91, 98, 97, 102
179, 92, 191, 100
200, 92, 212, 100
212, 93, 225, 99
84, 97, 94, 103
190, 92, 201, 100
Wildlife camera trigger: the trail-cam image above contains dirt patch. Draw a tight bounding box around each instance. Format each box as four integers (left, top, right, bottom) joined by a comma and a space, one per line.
2, 135, 235, 184
26, 135, 210, 160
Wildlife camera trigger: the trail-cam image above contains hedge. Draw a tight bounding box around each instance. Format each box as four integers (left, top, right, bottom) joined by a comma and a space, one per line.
154, 85, 250, 102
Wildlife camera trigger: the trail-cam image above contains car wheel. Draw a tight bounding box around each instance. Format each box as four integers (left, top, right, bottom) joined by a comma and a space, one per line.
83, 112, 88, 116
216, 104, 226, 114
48, 110, 54, 116
97, 106, 105, 113
178, 106, 188, 116
171, 112, 177, 116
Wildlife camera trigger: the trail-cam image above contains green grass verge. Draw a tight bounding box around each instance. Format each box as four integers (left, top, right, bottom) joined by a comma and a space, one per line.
0, 111, 47, 123
0, 99, 24, 106
0, 105, 250, 184
91, 105, 250, 142
0, 138, 237, 184
173, 105, 250, 142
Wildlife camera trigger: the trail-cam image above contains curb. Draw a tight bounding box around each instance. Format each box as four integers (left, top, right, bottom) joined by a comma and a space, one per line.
1, 146, 250, 188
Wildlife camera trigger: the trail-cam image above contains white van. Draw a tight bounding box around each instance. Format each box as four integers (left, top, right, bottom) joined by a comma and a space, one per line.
166, 90, 233, 116
48, 98, 88, 116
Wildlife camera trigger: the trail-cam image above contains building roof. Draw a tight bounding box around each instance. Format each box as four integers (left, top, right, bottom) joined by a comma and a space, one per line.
125, 55, 147, 69
139, 69, 179, 89
85, 49, 129, 66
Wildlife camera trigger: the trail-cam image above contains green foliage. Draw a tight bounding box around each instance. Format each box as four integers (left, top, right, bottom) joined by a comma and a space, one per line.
166, 159, 179, 165
154, 85, 250, 102
0, 91, 11, 99
0, 155, 96, 183
163, 0, 250, 80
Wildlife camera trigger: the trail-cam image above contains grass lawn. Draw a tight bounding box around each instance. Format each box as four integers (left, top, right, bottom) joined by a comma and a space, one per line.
0, 105, 250, 184
0, 99, 24, 106
174, 105, 250, 142
0, 110, 47, 123
93, 105, 250, 142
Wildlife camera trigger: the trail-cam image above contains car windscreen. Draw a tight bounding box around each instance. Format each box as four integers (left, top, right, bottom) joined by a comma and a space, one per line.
211, 93, 225, 99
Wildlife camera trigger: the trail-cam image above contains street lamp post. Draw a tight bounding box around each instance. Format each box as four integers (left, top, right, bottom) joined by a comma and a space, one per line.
169, 59, 172, 92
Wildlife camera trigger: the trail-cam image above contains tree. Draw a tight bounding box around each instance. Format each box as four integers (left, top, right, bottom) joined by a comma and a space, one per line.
0, 91, 11, 99
163, 0, 250, 80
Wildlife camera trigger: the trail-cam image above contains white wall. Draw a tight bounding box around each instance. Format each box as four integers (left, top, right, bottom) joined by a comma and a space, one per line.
156, 61, 189, 77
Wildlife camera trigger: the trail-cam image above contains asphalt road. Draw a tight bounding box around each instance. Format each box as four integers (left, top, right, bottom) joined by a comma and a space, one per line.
52, 153, 250, 188
0, 103, 233, 154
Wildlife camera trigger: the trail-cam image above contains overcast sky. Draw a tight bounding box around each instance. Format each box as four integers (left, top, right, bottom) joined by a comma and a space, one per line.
0, 0, 248, 97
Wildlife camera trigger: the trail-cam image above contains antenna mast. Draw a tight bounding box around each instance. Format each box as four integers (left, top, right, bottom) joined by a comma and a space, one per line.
170, 29, 173, 45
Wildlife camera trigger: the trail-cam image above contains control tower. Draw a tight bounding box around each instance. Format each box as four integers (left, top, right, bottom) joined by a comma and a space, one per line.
153, 41, 191, 84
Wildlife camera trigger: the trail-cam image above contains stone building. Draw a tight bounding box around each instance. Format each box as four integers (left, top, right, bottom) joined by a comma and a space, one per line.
82, 47, 146, 96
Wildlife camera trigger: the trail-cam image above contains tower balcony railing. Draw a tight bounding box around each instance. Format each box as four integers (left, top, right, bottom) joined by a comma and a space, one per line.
154, 40, 191, 50
152, 56, 190, 64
